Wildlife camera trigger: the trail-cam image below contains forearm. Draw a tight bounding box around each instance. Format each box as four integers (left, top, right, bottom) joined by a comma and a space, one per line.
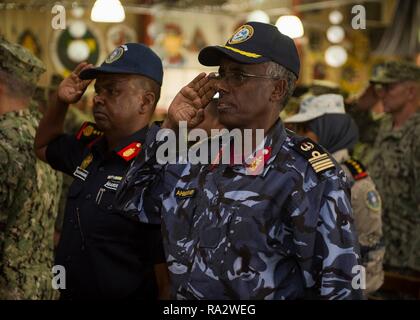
34, 94, 69, 161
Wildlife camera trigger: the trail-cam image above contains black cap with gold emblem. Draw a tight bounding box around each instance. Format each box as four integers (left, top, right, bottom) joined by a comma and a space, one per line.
80, 43, 163, 85
198, 21, 300, 78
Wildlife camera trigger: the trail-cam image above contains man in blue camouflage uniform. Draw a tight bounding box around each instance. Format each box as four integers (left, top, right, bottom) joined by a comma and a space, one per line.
116, 22, 363, 300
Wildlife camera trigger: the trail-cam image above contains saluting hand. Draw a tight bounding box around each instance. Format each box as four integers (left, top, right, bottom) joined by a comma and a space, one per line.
57, 62, 94, 105
163, 73, 217, 129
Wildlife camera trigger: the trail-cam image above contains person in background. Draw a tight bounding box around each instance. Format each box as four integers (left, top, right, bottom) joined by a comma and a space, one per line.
285, 93, 384, 295
369, 61, 420, 286
0, 37, 62, 299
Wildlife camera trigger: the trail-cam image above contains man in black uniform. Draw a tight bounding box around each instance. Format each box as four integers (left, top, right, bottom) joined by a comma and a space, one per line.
34, 43, 169, 299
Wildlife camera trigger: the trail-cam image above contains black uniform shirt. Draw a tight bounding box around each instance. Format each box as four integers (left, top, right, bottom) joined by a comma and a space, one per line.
46, 122, 165, 300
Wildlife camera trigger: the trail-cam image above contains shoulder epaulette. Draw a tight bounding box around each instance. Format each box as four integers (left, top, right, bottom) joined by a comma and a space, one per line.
75, 122, 104, 145
343, 158, 368, 180
290, 137, 336, 176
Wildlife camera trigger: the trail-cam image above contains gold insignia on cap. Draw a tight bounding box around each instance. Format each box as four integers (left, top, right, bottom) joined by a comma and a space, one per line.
228, 25, 254, 44
105, 46, 124, 64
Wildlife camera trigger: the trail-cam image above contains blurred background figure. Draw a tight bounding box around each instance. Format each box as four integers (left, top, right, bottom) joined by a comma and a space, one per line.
368, 61, 420, 299
285, 93, 384, 296
346, 81, 385, 166
0, 37, 62, 299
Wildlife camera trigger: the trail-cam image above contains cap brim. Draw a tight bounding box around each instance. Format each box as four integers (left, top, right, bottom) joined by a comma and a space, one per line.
198, 45, 269, 66
369, 78, 398, 84
79, 66, 141, 80
283, 113, 319, 123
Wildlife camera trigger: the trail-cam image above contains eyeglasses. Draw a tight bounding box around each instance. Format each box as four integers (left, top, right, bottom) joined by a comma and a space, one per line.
209, 71, 281, 87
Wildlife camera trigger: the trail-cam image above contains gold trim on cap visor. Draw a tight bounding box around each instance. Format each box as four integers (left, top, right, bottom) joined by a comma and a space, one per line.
221, 45, 262, 58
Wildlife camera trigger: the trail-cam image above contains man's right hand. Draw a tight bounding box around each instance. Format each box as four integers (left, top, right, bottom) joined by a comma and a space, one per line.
163, 73, 217, 129
57, 62, 94, 104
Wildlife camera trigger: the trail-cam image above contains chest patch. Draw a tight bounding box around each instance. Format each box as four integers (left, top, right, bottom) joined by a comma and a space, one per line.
103, 175, 123, 191
73, 153, 94, 181
175, 188, 196, 199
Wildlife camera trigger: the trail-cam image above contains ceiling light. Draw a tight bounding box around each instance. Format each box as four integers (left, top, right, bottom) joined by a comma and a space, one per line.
91, 0, 125, 23
275, 15, 304, 39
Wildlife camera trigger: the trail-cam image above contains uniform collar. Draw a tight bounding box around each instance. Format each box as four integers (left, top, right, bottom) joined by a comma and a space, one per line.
92, 126, 148, 162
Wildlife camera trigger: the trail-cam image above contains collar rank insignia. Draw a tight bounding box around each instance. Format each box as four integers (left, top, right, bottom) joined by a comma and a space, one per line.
76, 122, 104, 145
343, 158, 368, 180
291, 138, 336, 175
175, 188, 196, 199
73, 153, 94, 180
117, 142, 142, 161
246, 147, 272, 175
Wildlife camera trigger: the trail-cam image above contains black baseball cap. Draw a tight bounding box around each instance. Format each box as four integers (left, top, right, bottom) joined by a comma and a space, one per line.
199, 22, 300, 78
80, 43, 163, 85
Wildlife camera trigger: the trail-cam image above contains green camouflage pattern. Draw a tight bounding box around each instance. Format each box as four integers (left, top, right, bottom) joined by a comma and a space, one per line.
0, 37, 45, 86
0, 107, 62, 299
370, 61, 420, 84
369, 113, 420, 273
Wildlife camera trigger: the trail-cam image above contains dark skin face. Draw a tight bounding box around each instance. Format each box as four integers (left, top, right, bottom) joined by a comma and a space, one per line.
215, 59, 286, 133
93, 73, 156, 149
375, 81, 413, 114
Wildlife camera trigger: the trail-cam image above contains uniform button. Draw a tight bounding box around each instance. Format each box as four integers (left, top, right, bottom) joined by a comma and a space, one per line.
227, 243, 231, 248
85, 194, 92, 200
98, 167, 105, 172
229, 230, 234, 234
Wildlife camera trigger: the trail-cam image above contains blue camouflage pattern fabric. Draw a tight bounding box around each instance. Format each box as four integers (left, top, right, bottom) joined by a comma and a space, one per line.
115, 120, 363, 300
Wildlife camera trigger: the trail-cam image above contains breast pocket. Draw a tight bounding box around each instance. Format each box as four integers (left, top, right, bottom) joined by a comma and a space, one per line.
95, 187, 117, 212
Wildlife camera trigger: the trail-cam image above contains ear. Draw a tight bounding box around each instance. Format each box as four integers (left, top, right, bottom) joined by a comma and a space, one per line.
137, 91, 156, 115
406, 82, 418, 101
270, 79, 287, 103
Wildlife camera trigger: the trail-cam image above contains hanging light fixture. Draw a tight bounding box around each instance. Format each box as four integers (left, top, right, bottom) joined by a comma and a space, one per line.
325, 45, 348, 67
275, 15, 304, 39
326, 25, 345, 43
91, 0, 125, 23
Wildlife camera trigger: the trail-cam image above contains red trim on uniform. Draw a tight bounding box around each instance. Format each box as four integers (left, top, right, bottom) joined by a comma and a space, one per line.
354, 172, 368, 180
116, 142, 142, 161
76, 122, 89, 140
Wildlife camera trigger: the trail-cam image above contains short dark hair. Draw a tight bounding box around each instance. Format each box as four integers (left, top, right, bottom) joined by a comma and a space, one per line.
0, 68, 36, 99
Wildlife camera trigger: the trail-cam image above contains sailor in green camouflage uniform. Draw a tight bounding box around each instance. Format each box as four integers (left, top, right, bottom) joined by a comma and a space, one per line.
0, 38, 62, 299
369, 61, 420, 276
